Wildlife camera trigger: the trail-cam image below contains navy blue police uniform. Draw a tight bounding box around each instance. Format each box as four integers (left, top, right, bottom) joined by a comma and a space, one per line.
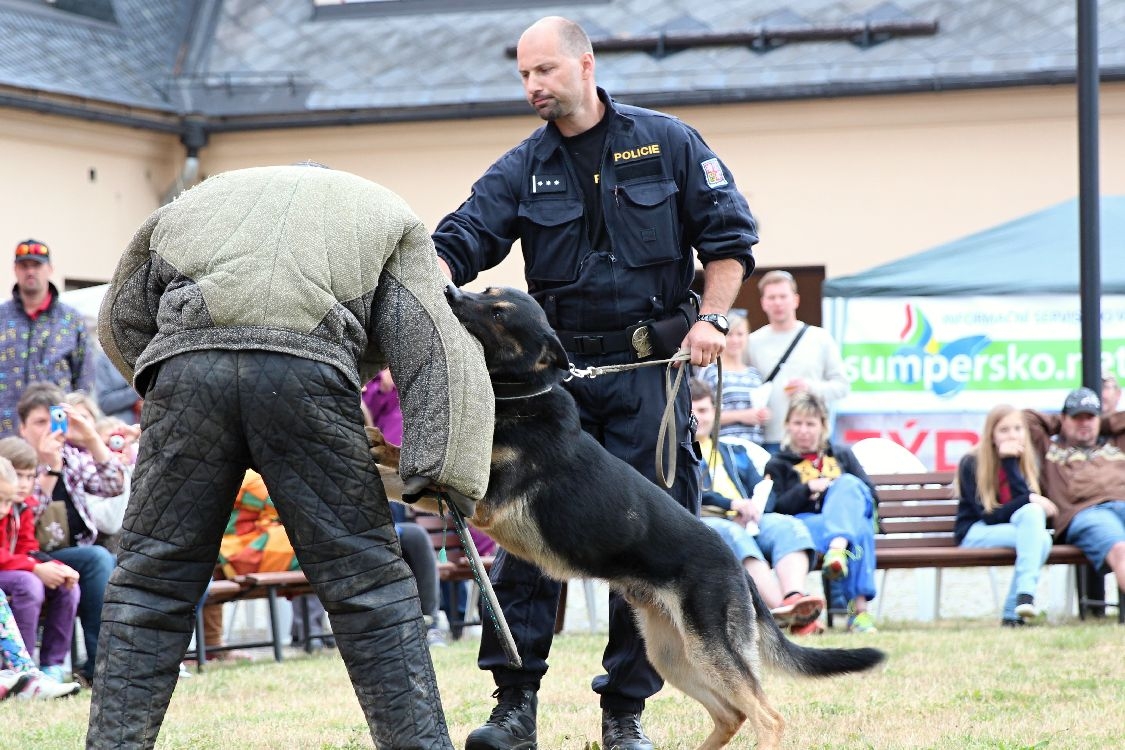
434, 88, 758, 715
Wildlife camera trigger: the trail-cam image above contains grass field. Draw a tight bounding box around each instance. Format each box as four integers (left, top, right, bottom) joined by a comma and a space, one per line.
6, 617, 1124, 749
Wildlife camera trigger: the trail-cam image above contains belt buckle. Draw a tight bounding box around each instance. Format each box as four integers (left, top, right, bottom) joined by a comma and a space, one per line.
631, 325, 654, 358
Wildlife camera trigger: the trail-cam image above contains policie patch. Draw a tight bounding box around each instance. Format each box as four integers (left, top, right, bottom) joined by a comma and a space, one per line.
700, 158, 728, 188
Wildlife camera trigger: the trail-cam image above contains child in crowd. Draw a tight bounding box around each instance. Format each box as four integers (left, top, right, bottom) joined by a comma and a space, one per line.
698, 312, 771, 445
765, 392, 880, 634
19, 384, 123, 684
0, 588, 81, 699
0, 445, 81, 682
954, 405, 1056, 626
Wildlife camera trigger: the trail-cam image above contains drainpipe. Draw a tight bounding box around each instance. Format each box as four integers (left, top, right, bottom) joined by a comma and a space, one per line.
161, 117, 208, 204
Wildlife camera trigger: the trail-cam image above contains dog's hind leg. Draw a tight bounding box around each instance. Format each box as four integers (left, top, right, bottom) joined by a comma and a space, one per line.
735, 684, 784, 750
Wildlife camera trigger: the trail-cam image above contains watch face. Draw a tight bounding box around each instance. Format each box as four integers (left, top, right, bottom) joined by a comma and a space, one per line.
700, 314, 730, 334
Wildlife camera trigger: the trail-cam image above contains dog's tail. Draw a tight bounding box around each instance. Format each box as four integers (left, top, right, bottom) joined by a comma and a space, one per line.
747, 572, 886, 677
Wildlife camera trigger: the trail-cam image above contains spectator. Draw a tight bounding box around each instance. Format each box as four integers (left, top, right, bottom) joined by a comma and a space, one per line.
690, 379, 825, 635
1104, 372, 1121, 415
433, 16, 758, 749
0, 240, 93, 438
359, 376, 450, 647
64, 392, 129, 549
764, 392, 879, 634
954, 405, 1055, 627
90, 163, 492, 748
0, 588, 81, 699
201, 469, 331, 656
0, 450, 81, 682
19, 383, 123, 685
1024, 387, 1125, 604
698, 313, 770, 444
94, 348, 141, 424
362, 368, 403, 446
748, 270, 848, 454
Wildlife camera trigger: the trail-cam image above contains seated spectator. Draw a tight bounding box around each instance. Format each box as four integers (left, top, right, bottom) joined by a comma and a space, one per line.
204, 469, 330, 656
1024, 387, 1125, 601
690, 379, 825, 635
0, 451, 80, 682
697, 313, 770, 444
0, 588, 81, 699
208, 468, 447, 652
764, 392, 880, 633
18, 383, 123, 684
954, 405, 1056, 627
362, 368, 403, 445
1104, 372, 1121, 415
360, 378, 451, 646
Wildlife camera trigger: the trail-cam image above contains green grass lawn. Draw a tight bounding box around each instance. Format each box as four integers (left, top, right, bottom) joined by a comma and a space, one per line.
7, 618, 1124, 749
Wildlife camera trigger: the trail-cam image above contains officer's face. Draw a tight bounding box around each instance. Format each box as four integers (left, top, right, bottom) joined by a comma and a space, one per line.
516, 27, 586, 123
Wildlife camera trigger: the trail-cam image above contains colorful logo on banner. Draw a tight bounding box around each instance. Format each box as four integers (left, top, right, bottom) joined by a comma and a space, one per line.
895, 305, 990, 397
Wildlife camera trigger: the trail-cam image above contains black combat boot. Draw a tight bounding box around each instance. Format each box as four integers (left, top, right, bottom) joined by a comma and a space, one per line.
601, 709, 655, 750
464, 685, 538, 750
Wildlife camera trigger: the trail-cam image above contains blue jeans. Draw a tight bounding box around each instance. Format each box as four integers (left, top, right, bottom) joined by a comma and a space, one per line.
797, 474, 878, 603
50, 544, 115, 678
960, 503, 1052, 620
1065, 500, 1125, 572
703, 513, 815, 567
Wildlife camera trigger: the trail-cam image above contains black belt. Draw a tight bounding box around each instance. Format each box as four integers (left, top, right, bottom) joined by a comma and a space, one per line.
555, 324, 645, 356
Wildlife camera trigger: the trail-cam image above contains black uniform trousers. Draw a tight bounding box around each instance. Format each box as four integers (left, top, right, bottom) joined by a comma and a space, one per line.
87, 350, 451, 750
477, 350, 701, 714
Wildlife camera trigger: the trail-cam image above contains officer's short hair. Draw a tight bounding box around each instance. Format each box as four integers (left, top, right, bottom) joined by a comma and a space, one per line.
558, 19, 593, 57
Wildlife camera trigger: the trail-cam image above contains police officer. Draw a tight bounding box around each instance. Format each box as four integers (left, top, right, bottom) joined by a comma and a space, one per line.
434, 16, 758, 750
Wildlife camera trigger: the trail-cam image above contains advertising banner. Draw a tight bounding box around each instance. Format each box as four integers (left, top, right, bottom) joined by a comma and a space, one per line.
826, 295, 1125, 470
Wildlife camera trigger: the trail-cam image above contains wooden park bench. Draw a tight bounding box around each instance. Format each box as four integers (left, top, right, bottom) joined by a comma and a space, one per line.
187, 570, 316, 668
824, 471, 1123, 625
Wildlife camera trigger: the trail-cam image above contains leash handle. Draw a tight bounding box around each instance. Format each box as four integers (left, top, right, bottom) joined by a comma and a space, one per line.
654, 351, 691, 489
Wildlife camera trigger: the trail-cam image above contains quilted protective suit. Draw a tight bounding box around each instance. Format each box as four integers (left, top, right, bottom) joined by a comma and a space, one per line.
89, 165, 494, 749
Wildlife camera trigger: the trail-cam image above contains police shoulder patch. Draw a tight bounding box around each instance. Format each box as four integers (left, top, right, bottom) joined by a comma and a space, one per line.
700, 158, 728, 188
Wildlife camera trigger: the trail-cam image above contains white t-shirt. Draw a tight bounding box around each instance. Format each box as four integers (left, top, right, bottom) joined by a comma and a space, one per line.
747, 323, 850, 443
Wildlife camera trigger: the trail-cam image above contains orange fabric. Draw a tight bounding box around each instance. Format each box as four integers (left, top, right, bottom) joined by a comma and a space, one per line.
217, 470, 297, 579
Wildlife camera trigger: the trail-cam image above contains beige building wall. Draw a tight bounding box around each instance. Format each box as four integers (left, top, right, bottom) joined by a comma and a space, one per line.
0, 109, 181, 290
3, 82, 1122, 294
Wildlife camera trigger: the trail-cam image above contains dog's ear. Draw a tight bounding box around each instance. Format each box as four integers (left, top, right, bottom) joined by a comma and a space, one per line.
540, 333, 570, 373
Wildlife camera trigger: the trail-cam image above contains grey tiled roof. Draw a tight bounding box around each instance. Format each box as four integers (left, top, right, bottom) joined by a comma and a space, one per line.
0, 0, 187, 111
0, 0, 1122, 125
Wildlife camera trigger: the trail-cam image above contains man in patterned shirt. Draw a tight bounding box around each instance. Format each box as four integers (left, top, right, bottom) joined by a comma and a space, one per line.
0, 240, 92, 438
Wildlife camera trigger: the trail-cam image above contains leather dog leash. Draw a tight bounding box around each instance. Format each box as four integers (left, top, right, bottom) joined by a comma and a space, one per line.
567, 349, 722, 489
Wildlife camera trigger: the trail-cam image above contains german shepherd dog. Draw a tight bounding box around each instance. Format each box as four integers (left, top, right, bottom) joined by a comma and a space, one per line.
373, 285, 885, 750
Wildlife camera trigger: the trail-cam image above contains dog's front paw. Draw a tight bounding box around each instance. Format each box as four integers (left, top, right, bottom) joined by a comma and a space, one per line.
366, 426, 401, 467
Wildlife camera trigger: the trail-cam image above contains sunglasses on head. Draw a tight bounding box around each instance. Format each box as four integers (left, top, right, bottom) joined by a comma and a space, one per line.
15, 242, 48, 257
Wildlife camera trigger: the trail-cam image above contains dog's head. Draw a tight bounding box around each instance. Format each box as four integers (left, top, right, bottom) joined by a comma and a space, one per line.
445, 285, 569, 385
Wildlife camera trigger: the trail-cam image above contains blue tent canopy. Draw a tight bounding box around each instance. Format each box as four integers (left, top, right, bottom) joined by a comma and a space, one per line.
823, 196, 1125, 297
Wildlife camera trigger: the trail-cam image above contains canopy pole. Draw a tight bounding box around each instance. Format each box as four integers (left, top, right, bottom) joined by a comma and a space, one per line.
1077, 0, 1101, 391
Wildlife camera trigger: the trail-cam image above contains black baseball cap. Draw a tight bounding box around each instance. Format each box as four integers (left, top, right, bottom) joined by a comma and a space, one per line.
1062, 387, 1101, 417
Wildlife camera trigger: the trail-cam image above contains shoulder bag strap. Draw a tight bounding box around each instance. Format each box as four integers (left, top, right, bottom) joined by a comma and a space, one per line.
763, 323, 809, 384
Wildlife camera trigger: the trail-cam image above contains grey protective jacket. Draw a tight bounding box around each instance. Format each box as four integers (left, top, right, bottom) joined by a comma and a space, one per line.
98, 164, 493, 500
